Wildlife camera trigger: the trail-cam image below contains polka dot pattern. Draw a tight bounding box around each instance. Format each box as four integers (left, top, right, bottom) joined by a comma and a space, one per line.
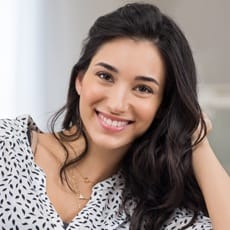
0, 115, 213, 229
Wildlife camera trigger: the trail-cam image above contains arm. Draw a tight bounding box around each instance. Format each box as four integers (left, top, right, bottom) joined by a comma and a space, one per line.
192, 127, 230, 229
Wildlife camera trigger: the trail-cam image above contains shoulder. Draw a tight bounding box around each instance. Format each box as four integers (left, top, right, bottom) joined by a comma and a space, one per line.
0, 115, 41, 173
0, 114, 39, 140
0, 115, 40, 160
162, 208, 212, 229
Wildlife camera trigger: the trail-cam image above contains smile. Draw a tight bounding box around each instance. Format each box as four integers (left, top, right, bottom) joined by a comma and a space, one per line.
97, 111, 133, 129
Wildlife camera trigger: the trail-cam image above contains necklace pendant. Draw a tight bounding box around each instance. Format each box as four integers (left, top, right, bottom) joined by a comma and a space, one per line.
79, 193, 88, 200
83, 177, 91, 183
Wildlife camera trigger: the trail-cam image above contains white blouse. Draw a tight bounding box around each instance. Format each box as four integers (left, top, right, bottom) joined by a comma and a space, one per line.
0, 115, 213, 229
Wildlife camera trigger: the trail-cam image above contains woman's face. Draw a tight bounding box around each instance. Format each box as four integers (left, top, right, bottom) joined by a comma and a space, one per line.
76, 38, 165, 153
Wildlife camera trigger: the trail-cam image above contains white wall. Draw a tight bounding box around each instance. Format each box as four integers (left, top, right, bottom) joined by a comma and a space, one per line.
0, 0, 45, 121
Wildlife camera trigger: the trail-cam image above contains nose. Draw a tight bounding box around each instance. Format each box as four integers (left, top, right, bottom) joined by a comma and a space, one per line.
107, 86, 130, 114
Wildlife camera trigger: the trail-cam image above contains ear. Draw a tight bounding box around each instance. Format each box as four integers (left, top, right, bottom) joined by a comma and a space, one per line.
75, 71, 84, 95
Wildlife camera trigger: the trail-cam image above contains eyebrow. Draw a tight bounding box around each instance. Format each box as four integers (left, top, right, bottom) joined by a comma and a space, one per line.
96, 62, 119, 73
134, 76, 160, 86
95, 62, 160, 86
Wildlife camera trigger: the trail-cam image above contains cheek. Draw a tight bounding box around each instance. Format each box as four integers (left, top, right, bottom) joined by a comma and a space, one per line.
137, 101, 160, 125
80, 82, 105, 106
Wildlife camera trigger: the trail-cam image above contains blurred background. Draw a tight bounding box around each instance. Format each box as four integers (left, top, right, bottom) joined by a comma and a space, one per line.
0, 0, 229, 172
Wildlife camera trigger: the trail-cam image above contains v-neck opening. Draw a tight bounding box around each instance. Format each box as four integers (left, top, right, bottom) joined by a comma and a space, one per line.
25, 128, 92, 227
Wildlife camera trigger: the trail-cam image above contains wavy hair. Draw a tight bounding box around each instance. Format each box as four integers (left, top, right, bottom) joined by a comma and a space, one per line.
50, 3, 207, 229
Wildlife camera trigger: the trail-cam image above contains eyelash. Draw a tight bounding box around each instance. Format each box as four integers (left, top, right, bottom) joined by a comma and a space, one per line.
96, 72, 113, 82
96, 71, 154, 95
134, 85, 154, 94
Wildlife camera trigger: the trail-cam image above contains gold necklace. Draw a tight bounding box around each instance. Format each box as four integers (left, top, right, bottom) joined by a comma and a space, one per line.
75, 166, 95, 184
68, 167, 94, 201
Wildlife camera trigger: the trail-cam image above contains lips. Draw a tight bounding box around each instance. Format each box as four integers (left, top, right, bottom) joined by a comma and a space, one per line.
96, 111, 133, 130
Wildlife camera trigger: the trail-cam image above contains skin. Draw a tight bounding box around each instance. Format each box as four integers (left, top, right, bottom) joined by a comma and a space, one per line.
33, 37, 230, 227
191, 114, 230, 229
193, 139, 230, 229
34, 37, 165, 222
76, 37, 165, 154
192, 115, 230, 229
75, 37, 165, 181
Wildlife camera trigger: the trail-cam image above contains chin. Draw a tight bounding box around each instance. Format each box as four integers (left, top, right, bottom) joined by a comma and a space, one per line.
92, 136, 131, 152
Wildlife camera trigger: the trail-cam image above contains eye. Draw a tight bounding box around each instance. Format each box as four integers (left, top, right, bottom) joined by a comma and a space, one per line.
96, 72, 113, 82
134, 85, 154, 94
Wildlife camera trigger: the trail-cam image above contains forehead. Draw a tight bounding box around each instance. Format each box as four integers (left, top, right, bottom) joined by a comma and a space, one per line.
90, 37, 165, 84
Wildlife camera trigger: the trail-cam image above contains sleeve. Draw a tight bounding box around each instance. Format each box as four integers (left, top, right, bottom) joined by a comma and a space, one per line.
0, 116, 31, 178
0, 118, 20, 176
162, 208, 213, 230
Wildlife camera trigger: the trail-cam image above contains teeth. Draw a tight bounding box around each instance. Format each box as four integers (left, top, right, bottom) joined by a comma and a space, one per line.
99, 113, 128, 127
112, 120, 118, 126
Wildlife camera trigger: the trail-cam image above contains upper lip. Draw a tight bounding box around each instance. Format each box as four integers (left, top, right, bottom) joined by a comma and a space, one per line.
95, 110, 134, 123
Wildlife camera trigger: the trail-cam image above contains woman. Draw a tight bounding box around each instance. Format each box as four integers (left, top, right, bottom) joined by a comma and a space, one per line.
0, 3, 229, 230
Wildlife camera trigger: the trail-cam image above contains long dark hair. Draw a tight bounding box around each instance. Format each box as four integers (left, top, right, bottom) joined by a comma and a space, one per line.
50, 3, 207, 229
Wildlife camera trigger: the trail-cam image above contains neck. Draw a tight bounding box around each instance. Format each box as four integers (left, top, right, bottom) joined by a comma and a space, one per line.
63, 127, 128, 184
76, 143, 127, 184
